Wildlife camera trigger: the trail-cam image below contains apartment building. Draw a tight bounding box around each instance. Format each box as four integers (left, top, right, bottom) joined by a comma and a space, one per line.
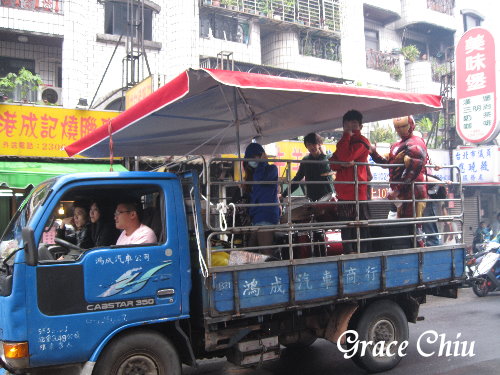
0, 0, 493, 111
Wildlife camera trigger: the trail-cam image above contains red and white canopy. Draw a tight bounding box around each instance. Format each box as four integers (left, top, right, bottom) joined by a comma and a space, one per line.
65, 68, 442, 157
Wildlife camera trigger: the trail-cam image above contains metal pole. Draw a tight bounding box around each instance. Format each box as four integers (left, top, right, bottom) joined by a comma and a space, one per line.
233, 87, 241, 176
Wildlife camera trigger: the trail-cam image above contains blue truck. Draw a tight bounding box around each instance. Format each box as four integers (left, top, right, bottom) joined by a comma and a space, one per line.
0, 69, 463, 374
0, 162, 464, 375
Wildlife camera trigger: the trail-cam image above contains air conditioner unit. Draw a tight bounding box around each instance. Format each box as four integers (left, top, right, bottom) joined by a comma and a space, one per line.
39, 86, 63, 105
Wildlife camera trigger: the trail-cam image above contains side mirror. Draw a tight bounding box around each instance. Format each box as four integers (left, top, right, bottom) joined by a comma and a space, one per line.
22, 227, 38, 266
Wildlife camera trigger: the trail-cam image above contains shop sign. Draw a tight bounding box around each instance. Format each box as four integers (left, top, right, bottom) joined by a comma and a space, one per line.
452, 146, 499, 184
0, 104, 120, 157
455, 27, 498, 144
125, 76, 153, 110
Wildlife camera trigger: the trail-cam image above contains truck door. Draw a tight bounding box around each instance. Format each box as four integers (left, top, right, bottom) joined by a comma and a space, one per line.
27, 179, 185, 366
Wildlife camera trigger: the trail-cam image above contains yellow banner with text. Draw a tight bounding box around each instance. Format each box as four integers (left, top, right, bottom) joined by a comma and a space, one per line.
0, 104, 120, 157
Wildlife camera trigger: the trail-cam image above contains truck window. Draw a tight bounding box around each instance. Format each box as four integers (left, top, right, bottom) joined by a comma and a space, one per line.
38, 185, 165, 262
0, 179, 54, 263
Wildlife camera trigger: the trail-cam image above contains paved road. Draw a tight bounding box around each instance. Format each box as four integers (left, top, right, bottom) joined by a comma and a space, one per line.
184, 288, 500, 375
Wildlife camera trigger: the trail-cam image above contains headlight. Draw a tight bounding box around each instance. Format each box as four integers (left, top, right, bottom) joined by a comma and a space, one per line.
1, 341, 30, 370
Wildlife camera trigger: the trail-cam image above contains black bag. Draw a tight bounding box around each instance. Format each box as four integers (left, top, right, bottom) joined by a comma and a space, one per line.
227, 189, 251, 227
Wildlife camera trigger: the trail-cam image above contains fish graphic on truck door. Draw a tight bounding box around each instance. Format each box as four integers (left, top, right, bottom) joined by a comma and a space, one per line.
98, 261, 172, 297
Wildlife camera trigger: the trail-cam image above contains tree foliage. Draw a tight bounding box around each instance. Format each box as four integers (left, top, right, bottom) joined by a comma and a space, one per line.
0, 67, 43, 102
369, 123, 396, 144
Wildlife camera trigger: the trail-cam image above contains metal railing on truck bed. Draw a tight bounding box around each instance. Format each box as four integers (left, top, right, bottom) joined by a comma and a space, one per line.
189, 158, 465, 318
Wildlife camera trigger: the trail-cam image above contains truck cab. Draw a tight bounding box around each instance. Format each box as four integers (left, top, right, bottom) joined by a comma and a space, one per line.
0, 172, 194, 373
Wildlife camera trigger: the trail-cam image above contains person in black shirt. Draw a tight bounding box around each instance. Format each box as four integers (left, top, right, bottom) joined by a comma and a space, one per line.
89, 199, 120, 247
282, 132, 335, 202
56, 199, 93, 249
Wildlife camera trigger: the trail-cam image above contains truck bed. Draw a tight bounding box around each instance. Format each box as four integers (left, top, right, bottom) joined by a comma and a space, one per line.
206, 246, 464, 318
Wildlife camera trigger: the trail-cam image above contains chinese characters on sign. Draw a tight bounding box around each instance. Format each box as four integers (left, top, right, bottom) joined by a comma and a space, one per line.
459, 94, 494, 135
456, 27, 498, 144
452, 146, 499, 184
0, 104, 120, 157
95, 253, 151, 266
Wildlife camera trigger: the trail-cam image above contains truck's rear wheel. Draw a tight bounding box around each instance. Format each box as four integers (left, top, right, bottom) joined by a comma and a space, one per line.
350, 300, 408, 373
93, 330, 181, 375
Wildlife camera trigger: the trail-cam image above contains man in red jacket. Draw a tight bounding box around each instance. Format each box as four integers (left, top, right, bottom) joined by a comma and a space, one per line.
330, 110, 371, 253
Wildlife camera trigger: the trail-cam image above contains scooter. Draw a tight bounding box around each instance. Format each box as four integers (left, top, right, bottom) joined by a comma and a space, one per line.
466, 242, 500, 297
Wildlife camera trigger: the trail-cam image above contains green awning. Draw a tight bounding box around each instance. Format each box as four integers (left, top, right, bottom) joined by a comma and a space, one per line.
0, 161, 128, 189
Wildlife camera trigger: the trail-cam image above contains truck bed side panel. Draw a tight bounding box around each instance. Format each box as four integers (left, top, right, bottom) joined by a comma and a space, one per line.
210, 248, 465, 315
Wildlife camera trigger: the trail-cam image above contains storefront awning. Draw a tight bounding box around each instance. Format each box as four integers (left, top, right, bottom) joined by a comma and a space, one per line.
0, 161, 128, 189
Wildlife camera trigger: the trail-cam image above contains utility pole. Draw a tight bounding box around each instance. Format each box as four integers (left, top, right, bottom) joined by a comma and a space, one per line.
439, 46, 456, 150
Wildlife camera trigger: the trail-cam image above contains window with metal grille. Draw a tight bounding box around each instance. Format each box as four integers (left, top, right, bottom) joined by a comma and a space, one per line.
299, 33, 340, 61
104, 1, 153, 41
200, 13, 250, 44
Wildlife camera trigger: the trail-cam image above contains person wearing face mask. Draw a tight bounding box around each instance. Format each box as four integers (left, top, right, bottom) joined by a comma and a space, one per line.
370, 115, 429, 219
329, 110, 372, 253
243, 142, 280, 256
282, 132, 335, 202
57, 199, 93, 249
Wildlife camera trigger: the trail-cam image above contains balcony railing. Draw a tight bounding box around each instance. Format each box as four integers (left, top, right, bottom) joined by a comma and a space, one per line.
426, 0, 454, 15
201, 0, 341, 33
0, 0, 63, 13
299, 33, 341, 61
366, 49, 401, 80
430, 58, 454, 83
199, 56, 347, 83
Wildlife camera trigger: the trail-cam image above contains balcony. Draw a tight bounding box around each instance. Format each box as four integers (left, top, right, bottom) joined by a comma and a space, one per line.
363, 0, 401, 25
430, 58, 453, 83
395, 0, 455, 33
426, 0, 453, 15
200, 0, 341, 34
404, 60, 441, 95
0, 0, 63, 13
365, 49, 402, 81
299, 32, 341, 62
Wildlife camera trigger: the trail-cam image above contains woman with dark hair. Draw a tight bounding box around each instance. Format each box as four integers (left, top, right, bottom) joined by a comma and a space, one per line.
57, 199, 93, 249
89, 199, 120, 247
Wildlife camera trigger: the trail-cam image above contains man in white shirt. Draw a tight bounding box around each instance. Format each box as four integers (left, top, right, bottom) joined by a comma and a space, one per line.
114, 199, 157, 246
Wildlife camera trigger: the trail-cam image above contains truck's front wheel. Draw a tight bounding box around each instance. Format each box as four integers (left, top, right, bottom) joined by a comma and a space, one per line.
93, 330, 181, 375
350, 300, 408, 373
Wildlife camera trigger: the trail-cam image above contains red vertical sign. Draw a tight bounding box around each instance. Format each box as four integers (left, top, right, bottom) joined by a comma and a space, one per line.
456, 27, 498, 144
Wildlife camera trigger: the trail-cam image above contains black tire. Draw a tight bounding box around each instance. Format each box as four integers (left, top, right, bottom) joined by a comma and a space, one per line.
472, 278, 489, 297
93, 330, 181, 375
350, 300, 408, 373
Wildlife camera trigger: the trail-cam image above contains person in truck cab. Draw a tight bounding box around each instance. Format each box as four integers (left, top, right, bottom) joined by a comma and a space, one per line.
56, 199, 94, 249
89, 199, 120, 247
114, 198, 157, 245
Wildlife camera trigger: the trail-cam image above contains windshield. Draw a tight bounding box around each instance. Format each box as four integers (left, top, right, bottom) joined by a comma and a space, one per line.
0, 180, 54, 261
